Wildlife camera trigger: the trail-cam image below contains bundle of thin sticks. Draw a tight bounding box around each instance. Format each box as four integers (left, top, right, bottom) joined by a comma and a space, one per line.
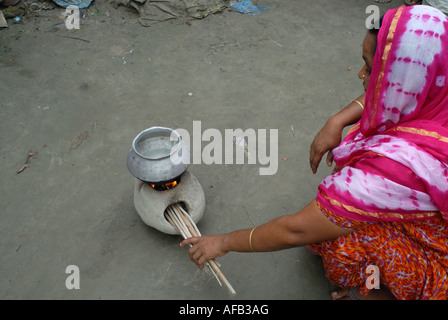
164, 203, 236, 296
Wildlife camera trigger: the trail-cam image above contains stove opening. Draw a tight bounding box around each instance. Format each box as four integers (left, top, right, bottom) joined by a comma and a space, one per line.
164, 201, 189, 224
148, 176, 181, 191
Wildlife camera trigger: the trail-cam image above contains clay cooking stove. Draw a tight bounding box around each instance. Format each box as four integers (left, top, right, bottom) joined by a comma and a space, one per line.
127, 127, 205, 235
126, 126, 236, 295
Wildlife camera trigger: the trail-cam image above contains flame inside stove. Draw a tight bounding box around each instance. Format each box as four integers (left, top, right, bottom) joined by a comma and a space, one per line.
150, 180, 178, 191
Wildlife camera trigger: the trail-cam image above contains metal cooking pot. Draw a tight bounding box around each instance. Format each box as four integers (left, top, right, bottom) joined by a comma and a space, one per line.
126, 127, 190, 183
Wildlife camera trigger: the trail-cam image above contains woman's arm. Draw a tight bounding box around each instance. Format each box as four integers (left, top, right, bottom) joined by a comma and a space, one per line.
309, 93, 365, 174
181, 200, 351, 269
180, 96, 364, 269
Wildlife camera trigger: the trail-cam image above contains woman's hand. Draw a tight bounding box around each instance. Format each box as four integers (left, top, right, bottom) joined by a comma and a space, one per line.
310, 95, 365, 174
180, 235, 229, 269
309, 116, 344, 174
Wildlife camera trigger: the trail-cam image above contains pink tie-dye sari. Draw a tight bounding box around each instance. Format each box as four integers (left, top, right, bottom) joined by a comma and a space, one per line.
317, 5, 448, 223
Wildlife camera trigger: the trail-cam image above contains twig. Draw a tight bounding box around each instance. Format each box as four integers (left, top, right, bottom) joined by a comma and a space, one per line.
165, 203, 236, 295
166, 206, 218, 276
165, 207, 222, 286
166, 262, 172, 272
242, 205, 255, 227
270, 39, 283, 47
173, 204, 236, 295
70, 131, 89, 151
177, 207, 222, 286
176, 205, 202, 236
17, 150, 38, 174
56, 34, 90, 43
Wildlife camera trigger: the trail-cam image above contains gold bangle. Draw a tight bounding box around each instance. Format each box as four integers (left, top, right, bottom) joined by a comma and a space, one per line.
249, 227, 257, 252
352, 99, 364, 110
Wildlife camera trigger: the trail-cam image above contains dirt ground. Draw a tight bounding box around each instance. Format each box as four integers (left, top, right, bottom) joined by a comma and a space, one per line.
1, 0, 400, 300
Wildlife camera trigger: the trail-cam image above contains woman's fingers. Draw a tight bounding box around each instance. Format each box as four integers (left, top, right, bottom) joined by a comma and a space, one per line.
180, 237, 210, 269
191, 250, 206, 269
310, 142, 325, 174
180, 237, 199, 247
326, 149, 334, 167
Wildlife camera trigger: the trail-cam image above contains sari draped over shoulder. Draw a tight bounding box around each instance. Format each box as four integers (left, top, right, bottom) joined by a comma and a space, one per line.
311, 5, 448, 300
317, 5, 448, 222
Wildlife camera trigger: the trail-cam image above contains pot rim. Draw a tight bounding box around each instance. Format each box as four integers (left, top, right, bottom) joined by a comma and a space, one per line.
132, 126, 182, 160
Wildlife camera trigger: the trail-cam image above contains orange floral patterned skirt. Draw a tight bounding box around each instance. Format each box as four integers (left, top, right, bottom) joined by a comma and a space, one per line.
309, 202, 448, 300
